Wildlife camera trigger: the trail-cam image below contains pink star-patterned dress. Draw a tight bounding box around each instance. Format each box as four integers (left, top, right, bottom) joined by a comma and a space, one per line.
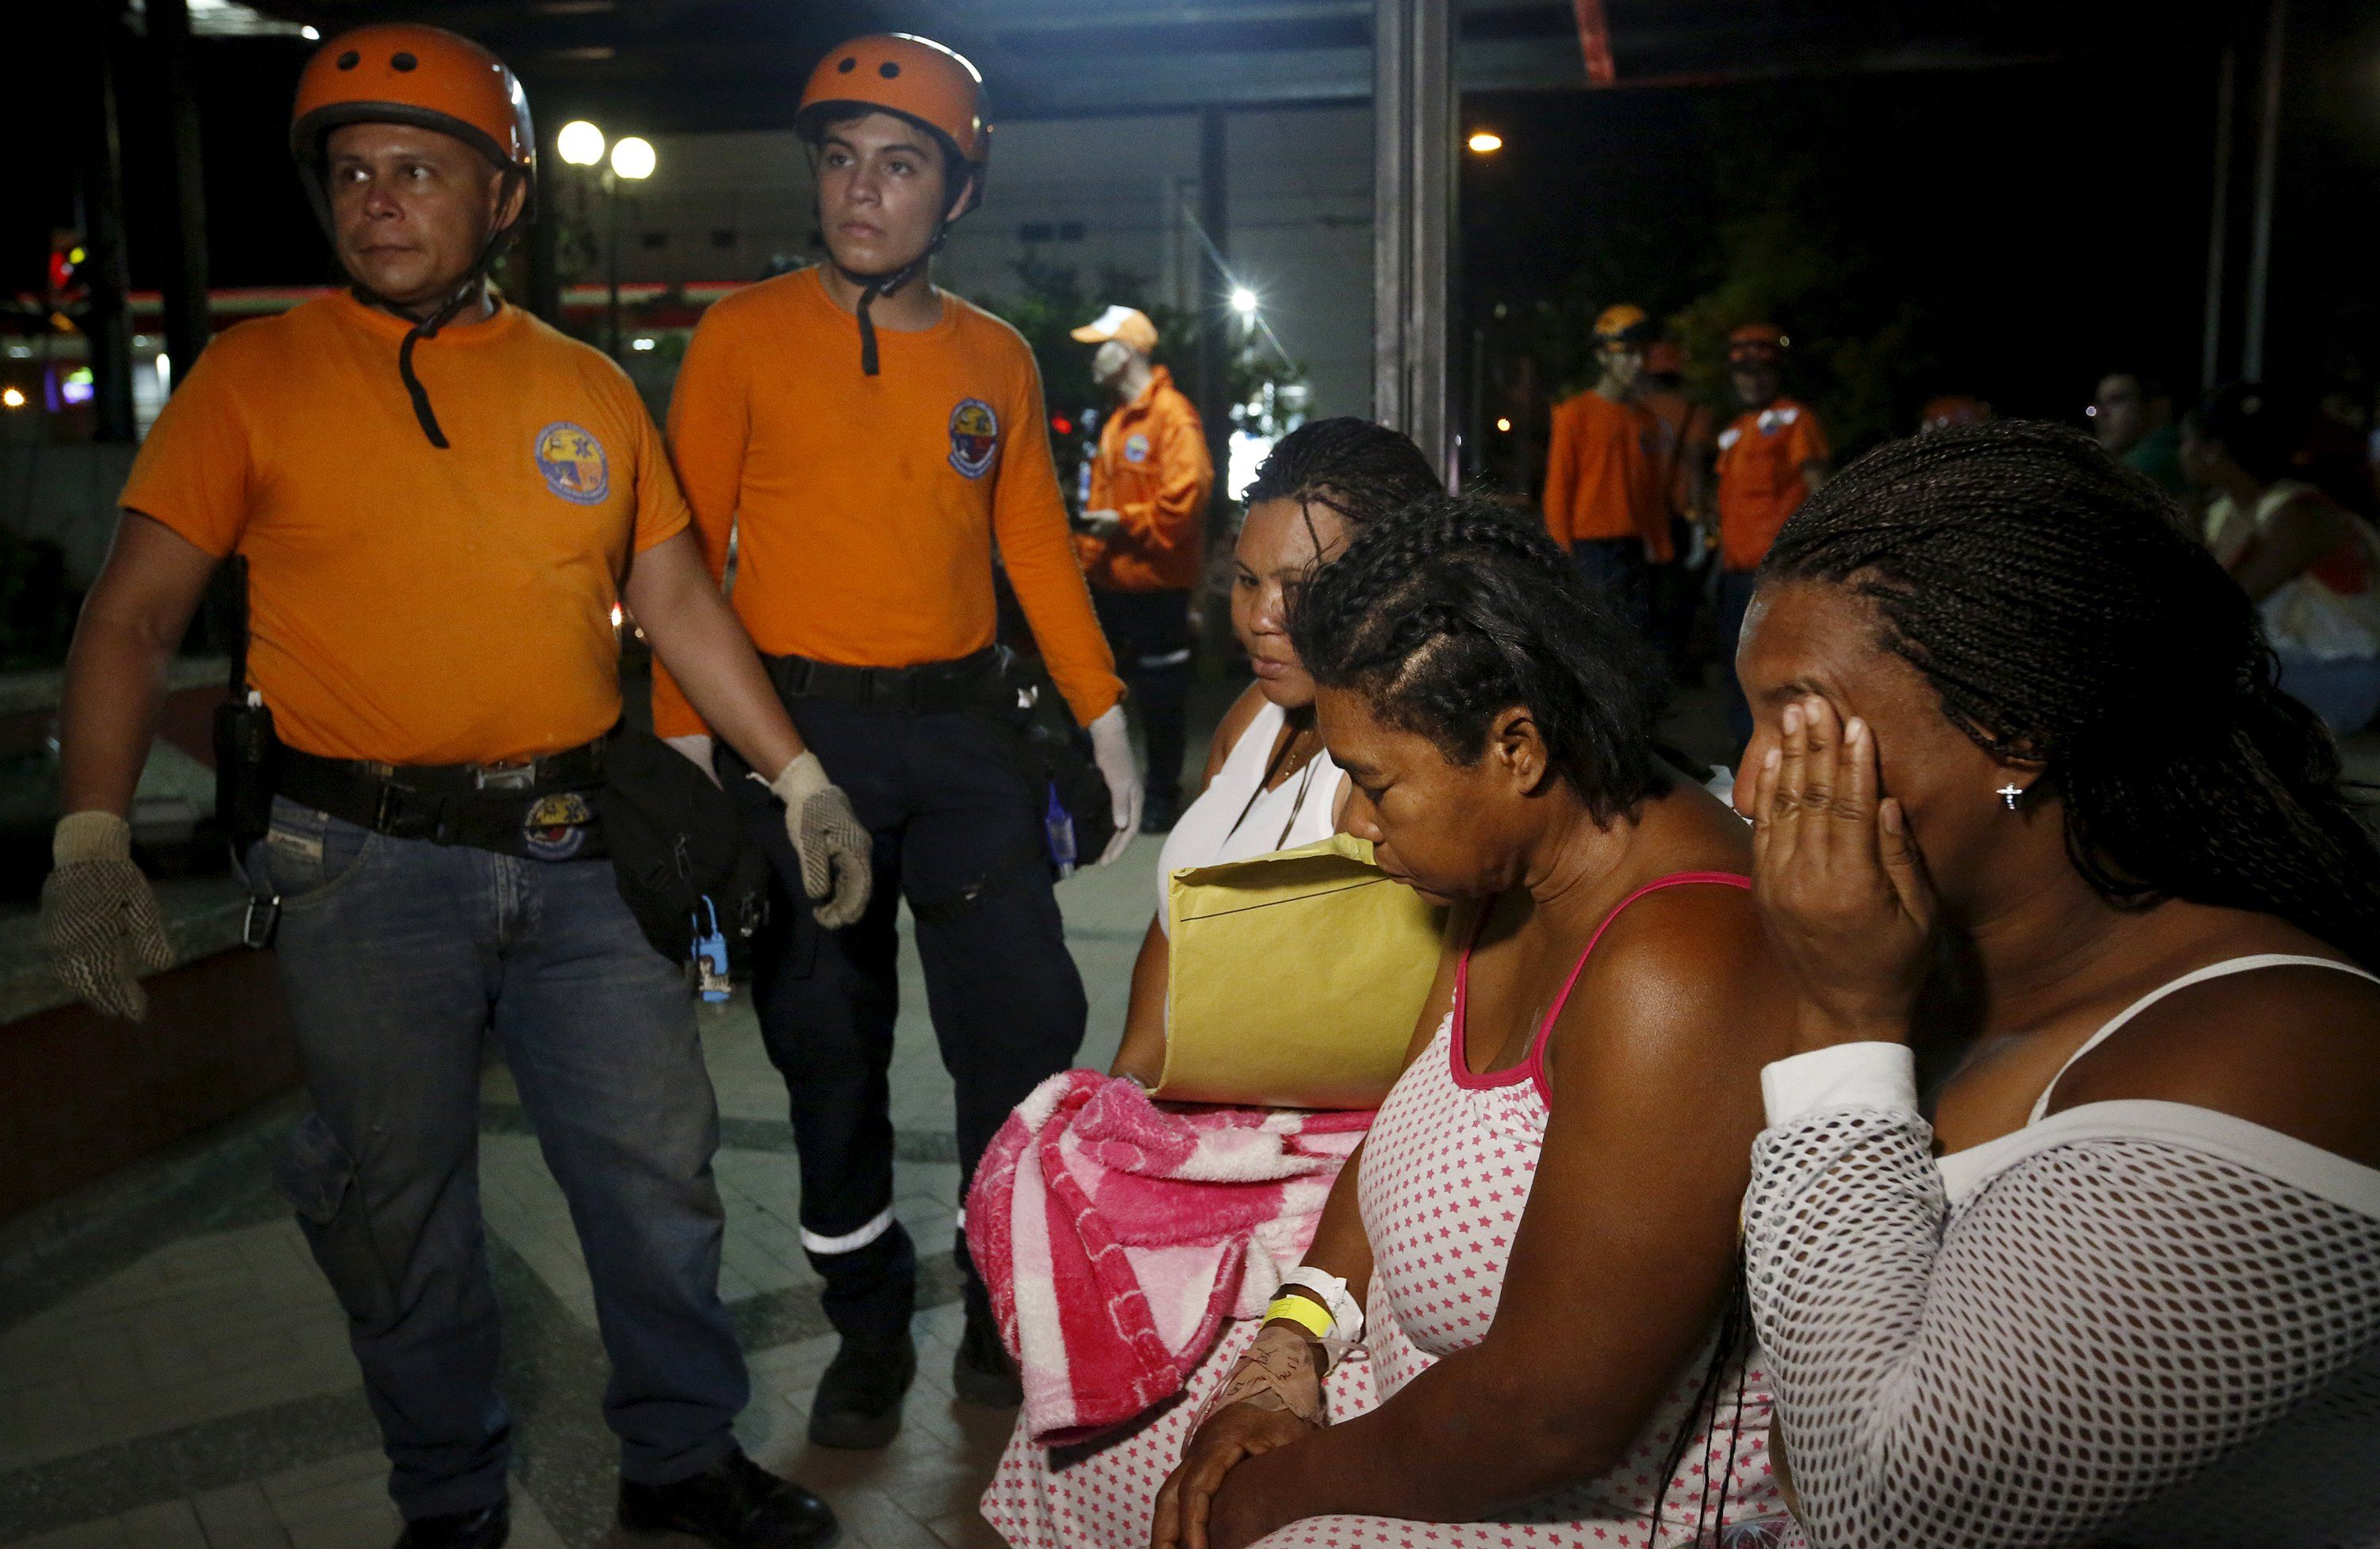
983, 873, 1791, 1549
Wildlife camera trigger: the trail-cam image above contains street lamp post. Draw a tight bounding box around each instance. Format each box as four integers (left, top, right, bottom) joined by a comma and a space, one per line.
605, 136, 656, 361
556, 121, 606, 343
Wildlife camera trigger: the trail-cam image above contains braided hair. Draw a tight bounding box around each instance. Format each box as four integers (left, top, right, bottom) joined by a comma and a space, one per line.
1243, 417, 1444, 533
1764, 417, 2380, 968
1287, 493, 1669, 822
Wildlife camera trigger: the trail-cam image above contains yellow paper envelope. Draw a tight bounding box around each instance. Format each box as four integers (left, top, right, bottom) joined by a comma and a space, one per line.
1157, 833, 1446, 1110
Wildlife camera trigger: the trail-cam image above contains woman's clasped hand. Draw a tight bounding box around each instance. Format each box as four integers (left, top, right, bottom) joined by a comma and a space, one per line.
1744, 696, 1936, 1050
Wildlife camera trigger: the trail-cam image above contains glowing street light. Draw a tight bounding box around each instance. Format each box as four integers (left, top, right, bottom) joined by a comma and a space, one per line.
609, 136, 657, 181
1466, 130, 1503, 155
300, 25, 319, 40
2, 387, 25, 409
1229, 286, 1258, 316
557, 120, 607, 167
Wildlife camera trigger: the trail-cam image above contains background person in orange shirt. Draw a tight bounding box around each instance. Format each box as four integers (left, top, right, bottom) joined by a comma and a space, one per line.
651, 35, 1139, 1451
1070, 304, 1214, 831
1637, 337, 1715, 679
1713, 322, 1830, 745
39, 28, 844, 1548
1541, 304, 1670, 637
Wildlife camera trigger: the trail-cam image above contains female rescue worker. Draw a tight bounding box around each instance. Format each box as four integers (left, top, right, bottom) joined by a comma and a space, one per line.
40, 26, 852, 1549
650, 34, 1141, 1452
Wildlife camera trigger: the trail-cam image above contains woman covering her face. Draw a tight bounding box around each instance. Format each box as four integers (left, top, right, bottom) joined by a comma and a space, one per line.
1737, 419, 2380, 1547
1114, 497, 1798, 1549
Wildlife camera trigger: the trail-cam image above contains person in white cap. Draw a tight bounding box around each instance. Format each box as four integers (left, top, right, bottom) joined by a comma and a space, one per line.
1071, 305, 1213, 830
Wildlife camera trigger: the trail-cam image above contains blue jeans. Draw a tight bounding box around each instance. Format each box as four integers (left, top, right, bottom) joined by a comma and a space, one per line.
248, 797, 746, 1519
2275, 647, 2380, 736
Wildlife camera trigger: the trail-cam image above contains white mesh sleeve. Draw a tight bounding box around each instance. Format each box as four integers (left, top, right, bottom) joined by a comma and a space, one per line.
1743, 1105, 2380, 1548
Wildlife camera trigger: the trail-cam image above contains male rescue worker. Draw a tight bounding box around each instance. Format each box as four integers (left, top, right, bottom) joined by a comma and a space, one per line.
1635, 338, 1713, 679
40, 27, 852, 1549
1713, 321, 1831, 745
1070, 304, 1212, 832
1541, 303, 1669, 636
651, 35, 1140, 1450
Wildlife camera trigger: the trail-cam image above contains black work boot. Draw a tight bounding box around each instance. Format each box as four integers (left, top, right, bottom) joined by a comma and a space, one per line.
393, 1502, 508, 1549
952, 1286, 1023, 1409
806, 1330, 916, 1450
616, 1447, 838, 1548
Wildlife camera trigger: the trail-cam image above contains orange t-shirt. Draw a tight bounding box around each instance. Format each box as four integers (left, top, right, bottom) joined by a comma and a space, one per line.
1077, 366, 1212, 593
1636, 385, 1712, 522
653, 268, 1121, 736
1715, 397, 1829, 572
118, 293, 687, 765
1541, 390, 1670, 560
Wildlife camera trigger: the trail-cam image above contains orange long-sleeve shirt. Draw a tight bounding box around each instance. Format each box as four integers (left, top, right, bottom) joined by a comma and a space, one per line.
652, 268, 1121, 736
1076, 365, 1212, 592
1541, 389, 1671, 561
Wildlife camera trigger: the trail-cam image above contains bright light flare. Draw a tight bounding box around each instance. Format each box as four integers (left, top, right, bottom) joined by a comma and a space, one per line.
631, 336, 656, 351
1466, 131, 1503, 155
610, 604, 624, 629
1, 388, 24, 409
609, 136, 657, 180
1228, 286, 1258, 316
1495, 416, 1512, 432
558, 120, 607, 167
301, 25, 320, 40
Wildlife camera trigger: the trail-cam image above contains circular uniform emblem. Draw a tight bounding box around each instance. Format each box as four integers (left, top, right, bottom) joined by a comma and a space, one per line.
948, 398, 1000, 480
1123, 432, 1152, 465
533, 422, 611, 504
522, 790, 594, 861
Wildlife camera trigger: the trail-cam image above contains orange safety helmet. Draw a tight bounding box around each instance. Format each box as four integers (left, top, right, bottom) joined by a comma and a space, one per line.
1726, 322, 1788, 366
1918, 394, 1993, 432
796, 34, 991, 217
291, 25, 533, 178
1592, 303, 1654, 347
1645, 339, 1688, 378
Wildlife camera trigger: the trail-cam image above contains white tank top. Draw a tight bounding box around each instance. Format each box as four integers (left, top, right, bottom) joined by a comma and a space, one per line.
1154, 698, 1344, 934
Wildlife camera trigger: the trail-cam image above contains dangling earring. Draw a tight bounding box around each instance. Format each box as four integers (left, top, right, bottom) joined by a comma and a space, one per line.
1996, 782, 2025, 811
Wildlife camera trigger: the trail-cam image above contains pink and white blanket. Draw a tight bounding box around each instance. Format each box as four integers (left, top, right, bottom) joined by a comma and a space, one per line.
965, 1070, 1372, 1446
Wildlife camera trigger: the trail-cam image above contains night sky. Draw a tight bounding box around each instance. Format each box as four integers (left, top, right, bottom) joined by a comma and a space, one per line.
12, 0, 2379, 447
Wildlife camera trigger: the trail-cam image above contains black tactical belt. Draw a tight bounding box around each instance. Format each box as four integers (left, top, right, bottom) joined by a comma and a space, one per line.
762, 647, 1001, 715
272, 737, 610, 859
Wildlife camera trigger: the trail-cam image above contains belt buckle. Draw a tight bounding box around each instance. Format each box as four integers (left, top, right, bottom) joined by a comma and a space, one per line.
475, 760, 536, 791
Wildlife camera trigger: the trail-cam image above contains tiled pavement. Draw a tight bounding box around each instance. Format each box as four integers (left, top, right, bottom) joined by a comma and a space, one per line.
0, 832, 1154, 1549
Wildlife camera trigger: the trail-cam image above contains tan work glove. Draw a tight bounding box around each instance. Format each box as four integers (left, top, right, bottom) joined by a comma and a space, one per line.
42, 811, 175, 1022
765, 753, 873, 929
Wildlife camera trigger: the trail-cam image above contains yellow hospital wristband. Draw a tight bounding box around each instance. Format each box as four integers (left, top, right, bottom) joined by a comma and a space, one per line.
1264, 1292, 1336, 1343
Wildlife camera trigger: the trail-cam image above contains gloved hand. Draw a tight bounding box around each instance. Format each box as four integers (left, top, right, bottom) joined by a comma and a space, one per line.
664, 732, 720, 788
41, 811, 175, 1022
1088, 704, 1143, 866
765, 752, 873, 929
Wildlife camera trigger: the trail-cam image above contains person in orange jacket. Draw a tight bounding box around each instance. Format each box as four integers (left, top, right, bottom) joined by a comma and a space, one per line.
1542, 304, 1669, 635
1636, 337, 1714, 677
651, 33, 1141, 1451
40, 26, 841, 1547
1070, 304, 1214, 831
1713, 322, 1830, 744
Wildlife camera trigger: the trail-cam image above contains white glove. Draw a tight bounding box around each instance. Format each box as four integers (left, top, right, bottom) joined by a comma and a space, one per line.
41, 811, 174, 1022
1088, 704, 1142, 866
664, 733, 720, 788
765, 752, 873, 929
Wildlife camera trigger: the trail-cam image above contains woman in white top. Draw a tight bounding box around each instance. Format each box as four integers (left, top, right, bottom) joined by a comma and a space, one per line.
1731, 419, 2380, 1547
1108, 419, 1443, 1086
2186, 382, 2380, 734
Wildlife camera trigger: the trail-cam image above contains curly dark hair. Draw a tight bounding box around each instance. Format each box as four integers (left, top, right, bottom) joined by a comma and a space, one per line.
1763, 416, 2380, 968
1242, 417, 1443, 531
1286, 493, 1671, 822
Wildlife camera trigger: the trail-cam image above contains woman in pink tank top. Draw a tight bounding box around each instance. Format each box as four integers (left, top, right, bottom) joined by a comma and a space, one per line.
1107, 495, 1793, 1549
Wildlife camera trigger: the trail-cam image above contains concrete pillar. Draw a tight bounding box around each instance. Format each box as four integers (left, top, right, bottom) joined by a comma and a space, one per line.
1372, 0, 1456, 484
83, 2, 136, 443
148, 0, 210, 389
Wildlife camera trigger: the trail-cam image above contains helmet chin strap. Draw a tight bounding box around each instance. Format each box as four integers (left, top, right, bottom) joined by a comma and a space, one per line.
828, 195, 960, 377
343, 165, 527, 448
